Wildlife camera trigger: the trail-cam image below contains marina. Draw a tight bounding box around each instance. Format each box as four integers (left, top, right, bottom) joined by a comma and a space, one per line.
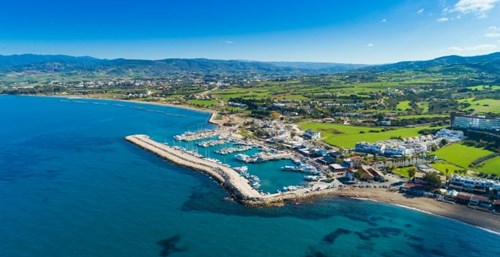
197, 139, 230, 148
215, 145, 253, 155
126, 134, 354, 206
281, 163, 322, 175
126, 134, 264, 201
173, 129, 219, 141
234, 152, 293, 163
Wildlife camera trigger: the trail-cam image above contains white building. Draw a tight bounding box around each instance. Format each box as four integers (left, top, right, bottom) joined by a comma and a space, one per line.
304, 129, 321, 140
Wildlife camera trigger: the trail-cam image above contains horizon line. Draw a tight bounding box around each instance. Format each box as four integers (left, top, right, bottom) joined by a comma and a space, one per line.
1, 51, 499, 66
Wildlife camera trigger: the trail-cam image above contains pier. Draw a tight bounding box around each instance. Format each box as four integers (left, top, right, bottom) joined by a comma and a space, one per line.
126, 135, 263, 201
197, 139, 229, 148
126, 134, 352, 207
174, 129, 218, 141
215, 145, 253, 155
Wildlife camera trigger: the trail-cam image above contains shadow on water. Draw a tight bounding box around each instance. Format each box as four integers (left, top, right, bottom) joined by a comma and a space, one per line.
406, 242, 456, 257
182, 183, 393, 223
304, 247, 331, 257
156, 234, 188, 257
322, 228, 351, 244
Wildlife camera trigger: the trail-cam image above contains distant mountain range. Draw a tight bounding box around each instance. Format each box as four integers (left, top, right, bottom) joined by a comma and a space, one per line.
0, 55, 296, 76
0, 52, 499, 80
361, 52, 500, 74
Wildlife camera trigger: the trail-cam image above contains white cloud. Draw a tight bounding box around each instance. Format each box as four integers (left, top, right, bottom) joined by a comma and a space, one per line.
449, 46, 464, 51
380, 18, 387, 23
368, 43, 374, 47
484, 26, 500, 37
485, 32, 500, 37
417, 8, 425, 14
449, 44, 497, 52
223, 40, 234, 44
452, 0, 498, 17
436, 17, 449, 22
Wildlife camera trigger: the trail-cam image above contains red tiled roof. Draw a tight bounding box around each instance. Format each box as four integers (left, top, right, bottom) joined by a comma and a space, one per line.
456, 192, 474, 200
471, 195, 491, 202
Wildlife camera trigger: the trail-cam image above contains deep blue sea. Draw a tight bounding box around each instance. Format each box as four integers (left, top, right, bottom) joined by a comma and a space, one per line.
0, 95, 498, 257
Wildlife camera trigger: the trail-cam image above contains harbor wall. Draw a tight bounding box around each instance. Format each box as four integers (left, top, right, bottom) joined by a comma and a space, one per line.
125, 135, 263, 201
125, 134, 349, 207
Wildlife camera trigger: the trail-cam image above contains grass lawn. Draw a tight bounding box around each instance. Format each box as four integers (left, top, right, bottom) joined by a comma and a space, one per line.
477, 157, 500, 176
298, 122, 433, 148
434, 143, 494, 168
460, 98, 500, 114
417, 101, 429, 113
430, 162, 463, 174
398, 114, 447, 119
394, 166, 415, 178
187, 99, 218, 108
396, 100, 411, 111
467, 85, 500, 91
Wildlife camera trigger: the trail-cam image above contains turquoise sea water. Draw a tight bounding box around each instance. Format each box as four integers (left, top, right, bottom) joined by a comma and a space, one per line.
0, 95, 498, 257
175, 138, 307, 193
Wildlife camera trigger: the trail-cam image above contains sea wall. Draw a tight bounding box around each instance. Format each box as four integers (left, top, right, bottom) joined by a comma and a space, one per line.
125, 135, 263, 201
125, 134, 355, 207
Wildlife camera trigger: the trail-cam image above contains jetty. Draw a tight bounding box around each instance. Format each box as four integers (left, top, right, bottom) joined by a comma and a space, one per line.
215, 145, 253, 155
126, 135, 262, 200
126, 134, 350, 207
197, 139, 229, 148
174, 129, 218, 141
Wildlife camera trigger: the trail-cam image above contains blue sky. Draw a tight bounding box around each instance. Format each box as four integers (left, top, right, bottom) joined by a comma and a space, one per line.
0, 0, 499, 63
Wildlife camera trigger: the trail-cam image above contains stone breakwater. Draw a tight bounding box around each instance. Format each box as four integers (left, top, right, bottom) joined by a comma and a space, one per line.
125, 134, 356, 207
125, 135, 262, 200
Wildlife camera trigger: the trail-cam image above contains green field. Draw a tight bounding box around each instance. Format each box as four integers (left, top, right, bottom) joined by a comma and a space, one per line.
430, 162, 463, 174
417, 101, 429, 113
298, 122, 433, 148
394, 166, 415, 178
434, 143, 493, 168
396, 100, 411, 111
467, 85, 500, 91
398, 114, 447, 119
460, 98, 500, 114
187, 99, 218, 107
477, 157, 500, 175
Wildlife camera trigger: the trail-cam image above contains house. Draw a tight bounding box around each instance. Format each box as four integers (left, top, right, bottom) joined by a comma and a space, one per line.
330, 163, 349, 172
349, 156, 362, 169
318, 155, 336, 165
312, 148, 328, 157
455, 192, 474, 204
493, 200, 500, 214
413, 172, 446, 185
399, 183, 428, 196
328, 151, 344, 159
304, 129, 321, 140
468, 195, 492, 209
356, 165, 385, 182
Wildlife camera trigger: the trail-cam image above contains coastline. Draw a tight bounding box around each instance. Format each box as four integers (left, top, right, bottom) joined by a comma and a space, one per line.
14, 94, 499, 234
328, 188, 500, 234
125, 133, 500, 234
22, 94, 216, 115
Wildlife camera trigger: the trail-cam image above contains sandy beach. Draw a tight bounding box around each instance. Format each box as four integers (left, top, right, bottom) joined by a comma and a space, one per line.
29, 94, 213, 113
329, 188, 500, 234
